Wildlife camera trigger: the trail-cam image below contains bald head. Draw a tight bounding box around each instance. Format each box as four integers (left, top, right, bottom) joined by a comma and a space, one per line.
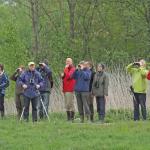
66, 58, 73, 65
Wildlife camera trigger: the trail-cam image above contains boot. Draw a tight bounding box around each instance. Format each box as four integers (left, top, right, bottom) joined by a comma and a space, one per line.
80, 115, 84, 123
67, 111, 71, 121
71, 111, 75, 122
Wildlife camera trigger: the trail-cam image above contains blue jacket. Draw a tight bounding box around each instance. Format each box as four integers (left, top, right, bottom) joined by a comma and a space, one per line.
19, 70, 43, 98
0, 72, 9, 95
72, 68, 91, 92
36, 66, 53, 92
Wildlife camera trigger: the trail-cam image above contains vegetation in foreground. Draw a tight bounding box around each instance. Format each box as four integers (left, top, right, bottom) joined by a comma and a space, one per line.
0, 112, 150, 150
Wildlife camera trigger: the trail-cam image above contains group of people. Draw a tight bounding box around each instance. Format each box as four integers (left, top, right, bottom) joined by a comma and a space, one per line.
0, 58, 150, 123
62, 58, 109, 123
0, 60, 53, 122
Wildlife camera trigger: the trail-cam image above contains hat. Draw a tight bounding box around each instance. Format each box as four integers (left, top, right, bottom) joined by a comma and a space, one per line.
79, 61, 85, 65
28, 62, 35, 66
19, 65, 25, 69
98, 63, 105, 69
0, 64, 4, 71
43, 59, 49, 65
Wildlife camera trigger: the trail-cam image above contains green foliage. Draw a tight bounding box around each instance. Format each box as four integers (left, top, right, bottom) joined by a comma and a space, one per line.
1, 0, 150, 70
1, 0, 150, 97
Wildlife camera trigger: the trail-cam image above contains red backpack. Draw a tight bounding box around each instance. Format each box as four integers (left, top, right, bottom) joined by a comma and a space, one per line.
147, 71, 150, 80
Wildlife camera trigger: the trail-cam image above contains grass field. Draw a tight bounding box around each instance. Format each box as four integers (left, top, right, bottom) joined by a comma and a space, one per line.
0, 113, 150, 150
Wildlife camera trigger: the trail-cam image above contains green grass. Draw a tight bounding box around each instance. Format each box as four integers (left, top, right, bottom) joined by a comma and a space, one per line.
0, 113, 150, 150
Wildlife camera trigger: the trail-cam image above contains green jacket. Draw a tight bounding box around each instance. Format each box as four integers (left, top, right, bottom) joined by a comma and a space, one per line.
126, 63, 148, 93
92, 71, 109, 97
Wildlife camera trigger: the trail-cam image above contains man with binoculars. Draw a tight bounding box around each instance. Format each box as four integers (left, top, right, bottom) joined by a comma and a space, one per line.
10, 65, 25, 119
72, 61, 91, 123
127, 59, 148, 121
19, 62, 43, 122
37, 60, 53, 120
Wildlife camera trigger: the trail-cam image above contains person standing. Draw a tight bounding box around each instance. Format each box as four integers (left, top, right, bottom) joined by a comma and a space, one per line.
0, 64, 9, 119
37, 61, 53, 120
61, 58, 76, 121
19, 62, 43, 122
10, 65, 25, 119
87, 62, 95, 122
72, 61, 91, 123
92, 63, 109, 123
126, 59, 148, 121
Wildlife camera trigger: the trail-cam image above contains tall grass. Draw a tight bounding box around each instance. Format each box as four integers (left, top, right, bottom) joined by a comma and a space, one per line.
4, 66, 150, 119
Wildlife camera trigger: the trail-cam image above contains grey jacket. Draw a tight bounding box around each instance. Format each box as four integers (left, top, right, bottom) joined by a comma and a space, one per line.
10, 72, 24, 95
92, 71, 109, 97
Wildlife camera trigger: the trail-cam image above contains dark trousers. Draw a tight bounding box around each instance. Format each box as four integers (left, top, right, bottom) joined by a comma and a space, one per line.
133, 93, 147, 121
75, 92, 91, 116
38, 92, 50, 119
23, 96, 38, 122
15, 93, 24, 118
87, 93, 94, 119
0, 94, 4, 117
96, 96, 105, 120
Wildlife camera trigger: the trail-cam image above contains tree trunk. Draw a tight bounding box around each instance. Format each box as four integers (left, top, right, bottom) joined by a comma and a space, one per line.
67, 0, 76, 39
30, 0, 40, 55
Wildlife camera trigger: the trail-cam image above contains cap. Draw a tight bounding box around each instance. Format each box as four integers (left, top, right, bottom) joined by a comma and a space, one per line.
28, 62, 35, 66
79, 61, 85, 65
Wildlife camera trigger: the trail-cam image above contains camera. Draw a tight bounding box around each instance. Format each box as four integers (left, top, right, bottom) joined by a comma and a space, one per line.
16, 68, 21, 72
78, 64, 81, 68
94, 81, 99, 88
76, 64, 81, 71
133, 62, 140, 67
29, 78, 35, 85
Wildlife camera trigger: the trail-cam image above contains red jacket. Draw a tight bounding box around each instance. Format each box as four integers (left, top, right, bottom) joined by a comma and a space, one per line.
62, 65, 76, 92
147, 71, 150, 80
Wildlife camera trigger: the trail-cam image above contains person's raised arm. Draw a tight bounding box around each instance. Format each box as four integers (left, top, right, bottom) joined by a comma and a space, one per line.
81, 69, 91, 80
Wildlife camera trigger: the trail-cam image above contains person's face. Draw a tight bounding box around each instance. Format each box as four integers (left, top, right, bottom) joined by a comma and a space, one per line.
82, 63, 87, 69
39, 64, 44, 69
41, 65, 44, 69
29, 65, 35, 71
97, 65, 103, 72
66, 59, 72, 66
84, 63, 89, 69
139, 59, 146, 67
87, 64, 92, 69
19, 68, 23, 73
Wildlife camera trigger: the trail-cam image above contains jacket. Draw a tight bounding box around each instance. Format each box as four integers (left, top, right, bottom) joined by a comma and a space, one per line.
37, 65, 53, 92
19, 70, 43, 98
10, 72, 24, 94
72, 68, 91, 92
0, 72, 9, 95
126, 63, 148, 93
62, 65, 76, 92
92, 71, 109, 97
89, 68, 96, 92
